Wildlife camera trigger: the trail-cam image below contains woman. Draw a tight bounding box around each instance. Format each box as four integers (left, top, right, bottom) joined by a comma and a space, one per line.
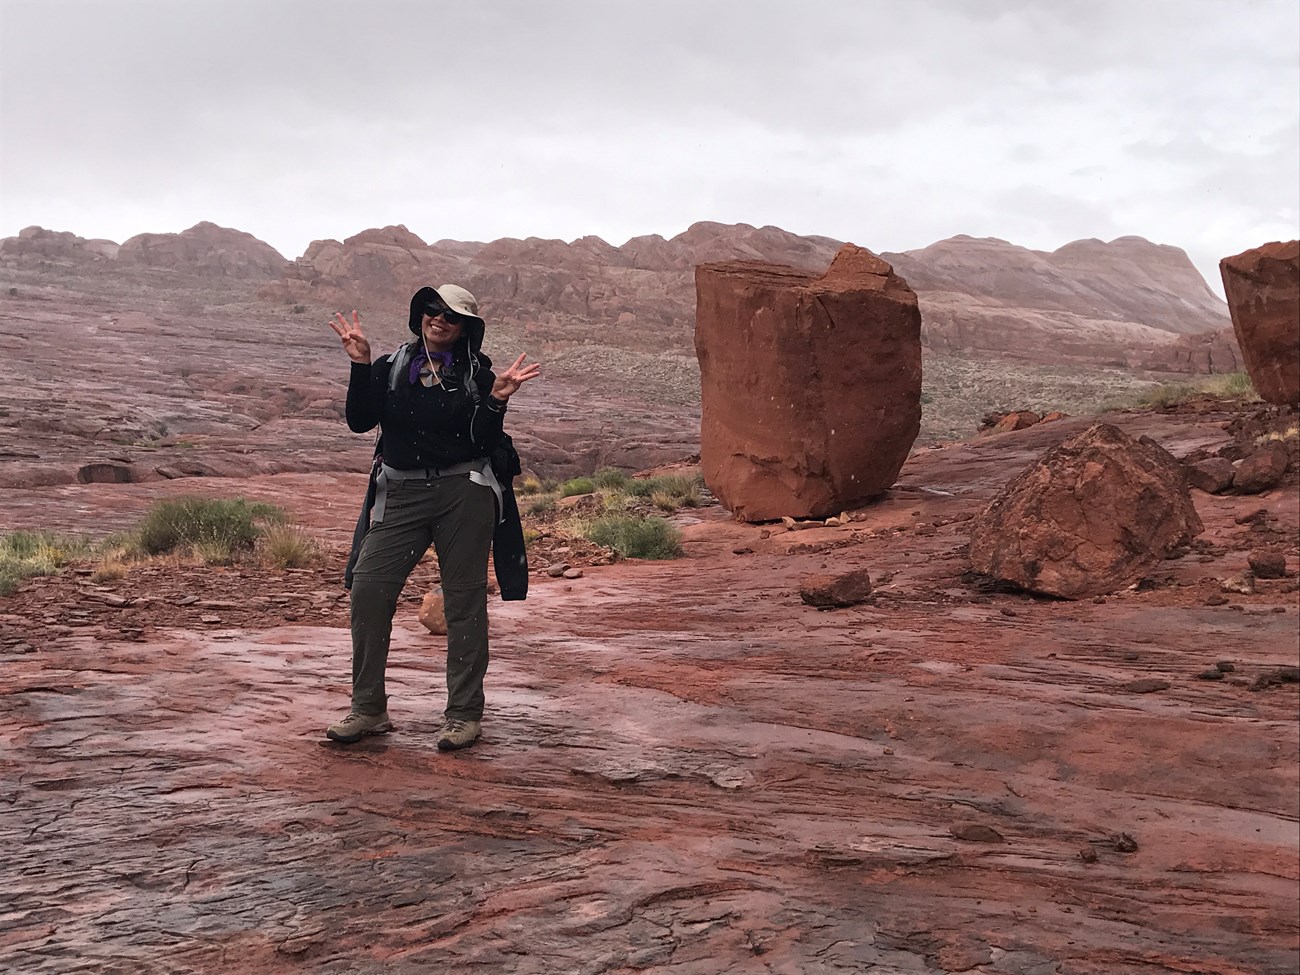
326, 284, 540, 750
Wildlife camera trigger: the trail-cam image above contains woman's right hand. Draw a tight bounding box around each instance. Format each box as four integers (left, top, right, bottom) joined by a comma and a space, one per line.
328, 310, 371, 364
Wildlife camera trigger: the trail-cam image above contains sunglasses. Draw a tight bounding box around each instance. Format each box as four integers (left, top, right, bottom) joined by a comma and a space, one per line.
425, 306, 465, 326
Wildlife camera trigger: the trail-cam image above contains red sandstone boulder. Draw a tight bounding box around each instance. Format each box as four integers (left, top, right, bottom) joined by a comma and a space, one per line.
992, 411, 1040, 433
969, 423, 1203, 599
1186, 457, 1235, 494
694, 244, 922, 521
1232, 441, 1290, 494
1248, 550, 1288, 579
799, 569, 873, 607
1220, 241, 1300, 406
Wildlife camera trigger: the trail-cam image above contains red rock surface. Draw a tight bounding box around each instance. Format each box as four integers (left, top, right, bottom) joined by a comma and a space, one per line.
2, 407, 1298, 973
1220, 240, 1300, 406
969, 423, 1204, 598
694, 245, 921, 521
0, 275, 698, 487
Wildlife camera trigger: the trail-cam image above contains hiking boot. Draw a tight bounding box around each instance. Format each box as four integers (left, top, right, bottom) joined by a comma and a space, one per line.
436, 718, 481, 751
326, 710, 392, 743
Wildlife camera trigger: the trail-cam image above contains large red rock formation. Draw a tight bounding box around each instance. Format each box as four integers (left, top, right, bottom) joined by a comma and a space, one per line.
969, 423, 1203, 598
695, 244, 921, 521
1220, 240, 1300, 406
1139, 326, 1242, 374
0, 226, 119, 263
884, 234, 1228, 335
118, 222, 287, 278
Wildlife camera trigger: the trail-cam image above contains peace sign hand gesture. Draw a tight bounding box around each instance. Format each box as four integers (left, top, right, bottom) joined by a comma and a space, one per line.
328, 311, 371, 364
490, 353, 542, 401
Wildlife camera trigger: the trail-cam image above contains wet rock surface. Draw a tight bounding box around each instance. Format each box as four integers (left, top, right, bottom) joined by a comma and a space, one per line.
2, 406, 1298, 974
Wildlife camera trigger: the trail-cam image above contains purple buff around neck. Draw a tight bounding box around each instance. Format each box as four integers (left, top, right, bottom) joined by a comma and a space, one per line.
409, 347, 454, 385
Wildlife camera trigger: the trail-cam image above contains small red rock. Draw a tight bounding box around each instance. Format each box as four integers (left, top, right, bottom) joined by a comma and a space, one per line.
799, 569, 873, 608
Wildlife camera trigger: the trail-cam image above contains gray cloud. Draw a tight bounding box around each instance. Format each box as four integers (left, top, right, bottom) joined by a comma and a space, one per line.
1, 0, 1296, 293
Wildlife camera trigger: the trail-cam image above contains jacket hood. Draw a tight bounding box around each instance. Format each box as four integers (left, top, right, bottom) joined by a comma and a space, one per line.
409, 286, 485, 356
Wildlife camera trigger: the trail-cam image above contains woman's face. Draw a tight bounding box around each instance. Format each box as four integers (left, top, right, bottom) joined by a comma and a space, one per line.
421, 309, 464, 351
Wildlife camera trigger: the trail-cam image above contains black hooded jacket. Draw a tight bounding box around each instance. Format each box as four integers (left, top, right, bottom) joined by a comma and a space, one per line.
343, 287, 529, 599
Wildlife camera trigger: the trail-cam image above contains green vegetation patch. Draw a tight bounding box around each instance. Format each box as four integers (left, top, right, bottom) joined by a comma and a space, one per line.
1130, 372, 1258, 410
558, 477, 596, 498
623, 473, 702, 508
580, 514, 683, 560
0, 531, 92, 596
133, 496, 286, 557
593, 467, 629, 490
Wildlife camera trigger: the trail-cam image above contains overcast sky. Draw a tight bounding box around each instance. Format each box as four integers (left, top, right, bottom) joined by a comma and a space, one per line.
2, 0, 1297, 293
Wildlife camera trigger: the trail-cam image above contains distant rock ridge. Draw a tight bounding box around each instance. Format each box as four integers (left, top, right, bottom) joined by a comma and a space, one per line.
881, 234, 1227, 335
119, 222, 287, 278
1, 220, 1232, 370
1, 221, 287, 279
0, 226, 120, 262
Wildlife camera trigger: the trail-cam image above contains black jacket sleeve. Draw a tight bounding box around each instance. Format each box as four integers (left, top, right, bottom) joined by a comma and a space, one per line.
469, 359, 506, 449
345, 358, 391, 433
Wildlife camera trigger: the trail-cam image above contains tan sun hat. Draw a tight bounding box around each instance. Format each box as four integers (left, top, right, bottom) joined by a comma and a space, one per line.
429, 284, 484, 325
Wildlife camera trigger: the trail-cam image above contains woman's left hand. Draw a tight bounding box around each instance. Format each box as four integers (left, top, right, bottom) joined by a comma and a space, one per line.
491, 353, 542, 401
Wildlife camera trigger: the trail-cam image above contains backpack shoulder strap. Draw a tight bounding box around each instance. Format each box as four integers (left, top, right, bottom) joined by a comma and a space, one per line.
387, 343, 414, 393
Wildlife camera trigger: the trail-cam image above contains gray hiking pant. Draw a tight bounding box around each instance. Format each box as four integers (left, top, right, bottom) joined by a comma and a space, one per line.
349, 470, 496, 721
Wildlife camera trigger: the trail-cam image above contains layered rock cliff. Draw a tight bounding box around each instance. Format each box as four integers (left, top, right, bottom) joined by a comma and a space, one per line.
1, 221, 1233, 370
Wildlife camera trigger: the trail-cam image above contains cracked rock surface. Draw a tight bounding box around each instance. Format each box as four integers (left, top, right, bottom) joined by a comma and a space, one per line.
3, 408, 1298, 974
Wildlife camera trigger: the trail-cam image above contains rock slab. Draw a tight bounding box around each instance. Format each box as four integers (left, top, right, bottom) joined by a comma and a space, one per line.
799, 568, 873, 607
969, 423, 1204, 598
695, 244, 921, 521
1220, 240, 1300, 406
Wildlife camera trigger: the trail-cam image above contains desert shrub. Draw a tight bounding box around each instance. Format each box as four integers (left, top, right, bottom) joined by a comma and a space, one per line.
133, 497, 284, 556
593, 467, 628, 489
650, 490, 679, 512
1205, 371, 1256, 398
1257, 424, 1299, 445
624, 473, 700, 498
525, 494, 557, 517
599, 491, 637, 513
90, 557, 130, 583
558, 477, 596, 498
1131, 372, 1258, 410
1136, 383, 1197, 408
624, 473, 702, 509
516, 476, 544, 495
259, 523, 321, 569
0, 531, 91, 595
581, 514, 683, 560
191, 539, 235, 565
